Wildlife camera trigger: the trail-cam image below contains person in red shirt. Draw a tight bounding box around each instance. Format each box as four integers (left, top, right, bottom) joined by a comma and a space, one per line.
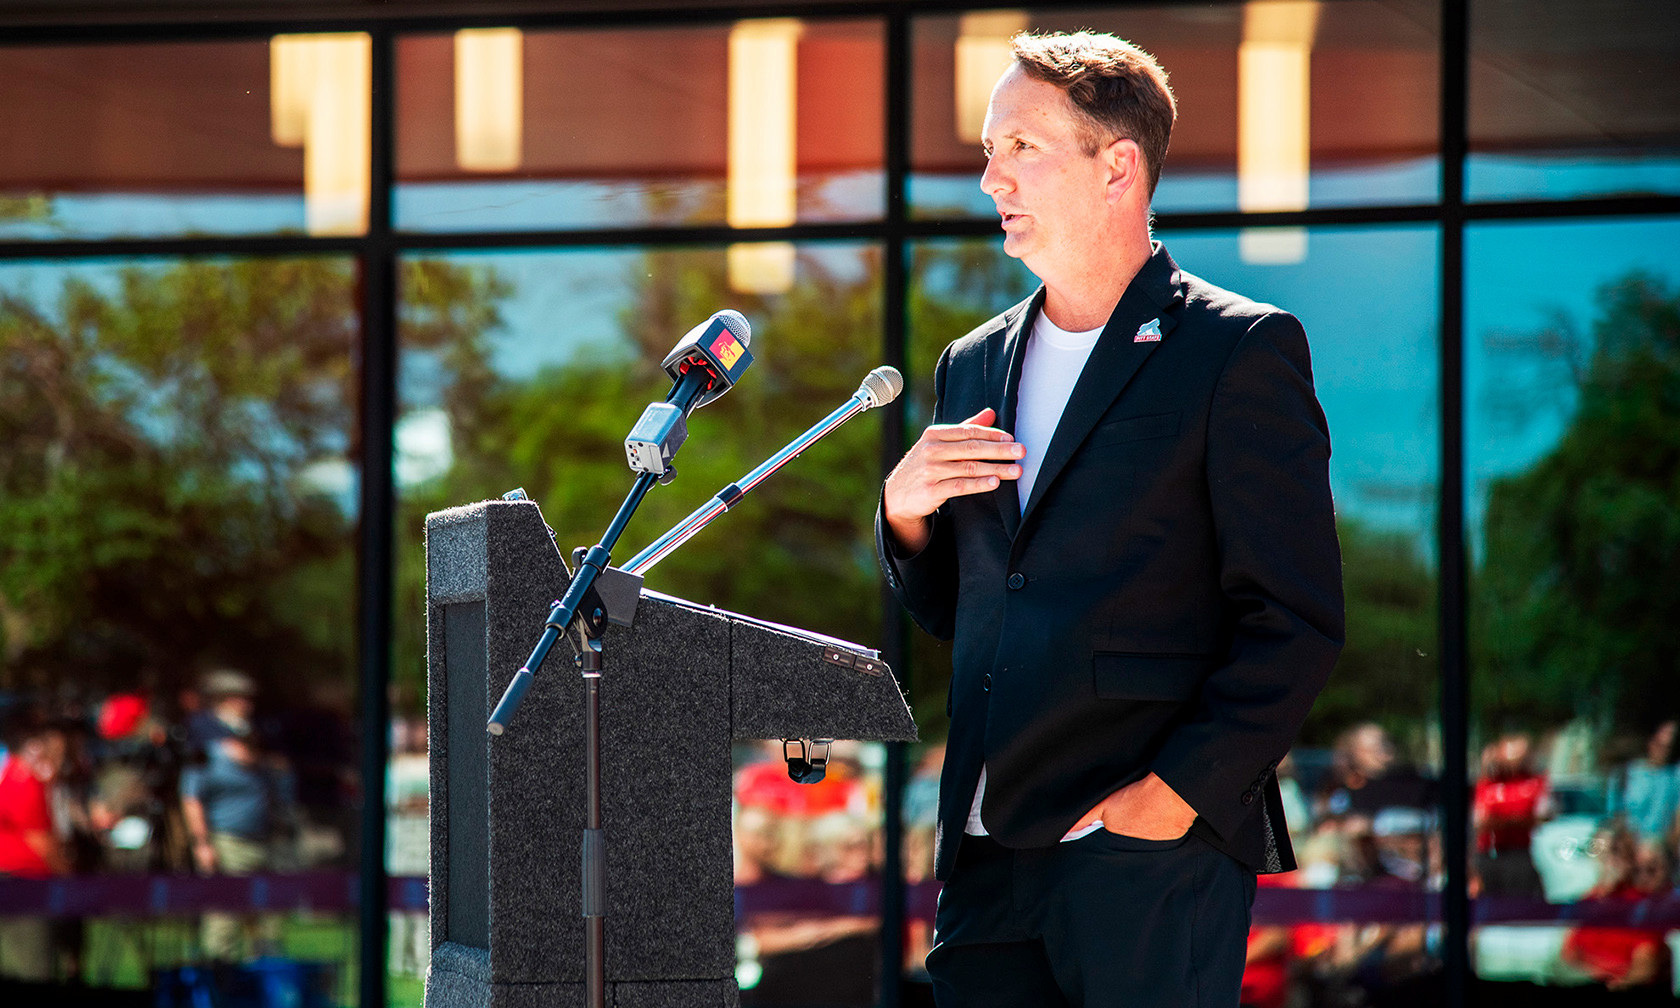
0, 713, 70, 981
1472, 732, 1550, 898
1560, 829, 1672, 1002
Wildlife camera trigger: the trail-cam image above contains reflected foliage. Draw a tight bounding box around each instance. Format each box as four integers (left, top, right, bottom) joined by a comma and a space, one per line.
395, 248, 887, 705
1304, 519, 1437, 748
1477, 272, 1680, 730
0, 257, 494, 705
0, 258, 354, 694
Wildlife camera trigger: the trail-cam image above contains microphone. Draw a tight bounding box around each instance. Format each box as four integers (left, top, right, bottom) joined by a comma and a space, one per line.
854, 365, 905, 410
622, 365, 905, 577
625, 310, 754, 477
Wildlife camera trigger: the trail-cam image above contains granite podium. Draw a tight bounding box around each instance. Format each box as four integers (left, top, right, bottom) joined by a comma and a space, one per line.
423, 498, 917, 1008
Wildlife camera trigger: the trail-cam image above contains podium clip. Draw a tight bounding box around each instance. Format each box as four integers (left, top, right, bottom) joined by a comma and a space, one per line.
821, 645, 885, 677
782, 738, 833, 785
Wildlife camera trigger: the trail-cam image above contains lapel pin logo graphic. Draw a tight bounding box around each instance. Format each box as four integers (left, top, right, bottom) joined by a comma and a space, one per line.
1134, 318, 1163, 343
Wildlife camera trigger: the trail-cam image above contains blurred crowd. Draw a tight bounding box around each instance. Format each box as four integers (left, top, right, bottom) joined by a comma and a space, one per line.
0, 669, 358, 983
8, 691, 1680, 1005
729, 721, 1680, 1008
732, 740, 884, 1008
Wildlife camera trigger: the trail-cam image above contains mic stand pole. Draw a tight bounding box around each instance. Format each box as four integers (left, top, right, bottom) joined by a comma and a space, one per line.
488, 470, 658, 1008
578, 625, 607, 1008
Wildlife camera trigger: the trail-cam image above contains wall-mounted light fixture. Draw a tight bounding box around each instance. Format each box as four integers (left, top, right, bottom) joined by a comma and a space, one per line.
955, 11, 1028, 144
727, 18, 803, 295
455, 28, 523, 173
269, 34, 314, 148
1238, 1, 1320, 265
270, 33, 371, 237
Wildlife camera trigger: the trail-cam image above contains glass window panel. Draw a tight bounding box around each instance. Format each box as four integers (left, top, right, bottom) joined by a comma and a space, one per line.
903, 224, 1443, 1004
396, 241, 887, 1005
395, 20, 885, 233
0, 37, 372, 240
1469, 1, 1680, 202
1165, 233, 1443, 1008
0, 255, 361, 999
910, 3, 1440, 220
1467, 217, 1680, 997
1122, 231, 1445, 1008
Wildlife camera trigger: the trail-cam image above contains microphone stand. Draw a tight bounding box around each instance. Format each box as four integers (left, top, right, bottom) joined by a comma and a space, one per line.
487, 470, 656, 1008
488, 314, 754, 1008
622, 382, 882, 577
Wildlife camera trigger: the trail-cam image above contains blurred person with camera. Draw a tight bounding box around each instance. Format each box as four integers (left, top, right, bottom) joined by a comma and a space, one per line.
178, 669, 295, 962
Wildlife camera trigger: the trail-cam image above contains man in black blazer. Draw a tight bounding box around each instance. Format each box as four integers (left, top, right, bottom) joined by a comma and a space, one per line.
878, 32, 1343, 1007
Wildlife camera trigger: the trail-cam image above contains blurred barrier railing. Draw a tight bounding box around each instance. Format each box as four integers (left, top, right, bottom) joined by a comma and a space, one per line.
4, 874, 1679, 928
0, 872, 423, 916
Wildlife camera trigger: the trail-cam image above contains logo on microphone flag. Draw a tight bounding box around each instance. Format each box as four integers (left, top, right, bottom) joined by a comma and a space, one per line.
1134, 318, 1163, 343
710, 330, 746, 369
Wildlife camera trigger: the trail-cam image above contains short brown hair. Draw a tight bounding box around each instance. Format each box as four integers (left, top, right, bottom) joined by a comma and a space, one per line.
1010, 31, 1177, 196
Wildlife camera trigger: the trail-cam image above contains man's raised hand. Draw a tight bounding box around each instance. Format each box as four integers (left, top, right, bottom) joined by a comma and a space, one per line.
883, 407, 1024, 553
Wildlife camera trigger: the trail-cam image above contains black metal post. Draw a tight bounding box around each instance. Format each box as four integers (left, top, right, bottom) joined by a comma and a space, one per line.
357, 24, 397, 1008
878, 10, 912, 1008
580, 636, 607, 1008
1438, 2, 1471, 1006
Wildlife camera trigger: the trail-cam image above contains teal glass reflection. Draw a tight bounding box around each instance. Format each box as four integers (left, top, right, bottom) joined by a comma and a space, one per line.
1159, 226, 1441, 545
1466, 216, 1680, 994
1468, 1, 1680, 202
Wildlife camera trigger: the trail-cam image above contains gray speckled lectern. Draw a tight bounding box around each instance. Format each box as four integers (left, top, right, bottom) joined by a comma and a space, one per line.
423, 499, 916, 1008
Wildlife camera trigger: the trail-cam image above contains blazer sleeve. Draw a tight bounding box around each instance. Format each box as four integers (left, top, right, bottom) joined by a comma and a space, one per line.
1151, 311, 1345, 843
876, 346, 960, 642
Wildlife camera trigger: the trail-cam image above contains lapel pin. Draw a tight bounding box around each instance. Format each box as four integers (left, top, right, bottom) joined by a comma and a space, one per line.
1134, 318, 1163, 343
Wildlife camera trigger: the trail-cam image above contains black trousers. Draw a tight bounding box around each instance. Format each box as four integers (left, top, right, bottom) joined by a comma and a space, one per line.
926, 830, 1256, 1008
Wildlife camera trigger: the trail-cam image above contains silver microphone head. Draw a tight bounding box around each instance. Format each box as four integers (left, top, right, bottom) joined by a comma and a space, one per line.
713, 309, 751, 347
858, 366, 904, 409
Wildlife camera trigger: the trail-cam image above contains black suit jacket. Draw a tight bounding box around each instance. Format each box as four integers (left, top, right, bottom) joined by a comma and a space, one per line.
878, 244, 1344, 880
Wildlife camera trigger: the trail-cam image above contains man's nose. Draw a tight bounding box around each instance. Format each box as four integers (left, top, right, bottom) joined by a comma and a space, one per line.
980, 157, 1009, 197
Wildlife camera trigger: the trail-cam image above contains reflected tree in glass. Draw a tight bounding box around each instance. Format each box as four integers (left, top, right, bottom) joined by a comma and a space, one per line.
394, 243, 890, 706
0, 258, 358, 696
1476, 271, 1680, 732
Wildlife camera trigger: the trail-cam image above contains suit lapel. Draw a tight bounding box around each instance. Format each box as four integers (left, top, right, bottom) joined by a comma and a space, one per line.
989, 289, 1041, 541
1018, 246, 1186, 529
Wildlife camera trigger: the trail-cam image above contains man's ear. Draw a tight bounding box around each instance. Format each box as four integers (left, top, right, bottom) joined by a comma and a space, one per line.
1104, 138, 1144, 204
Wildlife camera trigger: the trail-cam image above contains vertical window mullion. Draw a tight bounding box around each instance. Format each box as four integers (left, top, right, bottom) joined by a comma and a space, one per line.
1438, 2, 1471, 1006
358, 23, 398, 1008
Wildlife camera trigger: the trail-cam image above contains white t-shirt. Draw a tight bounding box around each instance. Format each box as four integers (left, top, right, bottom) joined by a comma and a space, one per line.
1012, 312, 1105, 512
967, 309, 1105, 840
